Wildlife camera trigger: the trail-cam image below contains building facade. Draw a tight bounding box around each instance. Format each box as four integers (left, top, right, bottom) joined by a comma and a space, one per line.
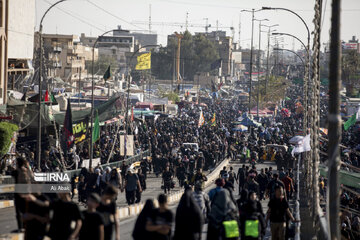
36, 34, 93, 83
113, 25, 157, 51
0, 0, 8, 105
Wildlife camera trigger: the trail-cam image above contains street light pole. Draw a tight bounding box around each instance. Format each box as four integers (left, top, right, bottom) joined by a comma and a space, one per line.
37, 0, 67, 171
124, 44, 159, 158
262, 24, 278, 94
254, 19, 268, 118
241, 9, 263, 114
89, 29, 117, 168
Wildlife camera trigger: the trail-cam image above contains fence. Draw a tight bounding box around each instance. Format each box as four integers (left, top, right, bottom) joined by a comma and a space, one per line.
0, 150, 151, 194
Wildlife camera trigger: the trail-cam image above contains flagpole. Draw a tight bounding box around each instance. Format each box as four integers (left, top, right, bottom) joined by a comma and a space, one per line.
125, 45, 159, 159
90, 29, 117, 168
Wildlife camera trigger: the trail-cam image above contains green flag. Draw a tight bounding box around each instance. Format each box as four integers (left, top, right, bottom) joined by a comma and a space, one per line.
344, 113, 357, 131
92, 111, 100, 143
103, 65, 111, 81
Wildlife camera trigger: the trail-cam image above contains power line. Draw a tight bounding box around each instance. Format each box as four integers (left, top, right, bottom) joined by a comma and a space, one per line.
86, 0, 146, 31
42, 0, 105, 32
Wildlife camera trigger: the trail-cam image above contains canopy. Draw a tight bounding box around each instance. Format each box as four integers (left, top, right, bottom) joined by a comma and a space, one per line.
135, 102, 154, 110
239, 117, 261, 127
319, 165, 360, 189
232, 124, 248, 132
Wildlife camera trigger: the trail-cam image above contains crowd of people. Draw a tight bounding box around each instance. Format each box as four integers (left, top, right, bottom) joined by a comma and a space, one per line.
3, 78, 360, 240
130, 161, 298, 240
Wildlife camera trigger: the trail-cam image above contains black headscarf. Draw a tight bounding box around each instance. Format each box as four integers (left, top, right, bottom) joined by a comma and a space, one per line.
132, 199, 154, 240
173, 188, 204, 240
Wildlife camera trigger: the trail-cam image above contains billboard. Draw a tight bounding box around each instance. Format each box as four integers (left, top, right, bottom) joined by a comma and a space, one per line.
342, 43, 358, 50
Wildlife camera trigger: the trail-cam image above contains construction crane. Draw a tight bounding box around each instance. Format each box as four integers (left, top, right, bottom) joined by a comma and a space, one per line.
132, 20, 212, 32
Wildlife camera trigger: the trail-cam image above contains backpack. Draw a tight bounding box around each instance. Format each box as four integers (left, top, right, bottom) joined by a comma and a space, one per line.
244, 213, 261, 238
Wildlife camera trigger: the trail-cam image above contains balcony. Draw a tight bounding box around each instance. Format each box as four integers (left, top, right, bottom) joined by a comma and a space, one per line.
53, 62, 62, 68
53, 46, 62, 53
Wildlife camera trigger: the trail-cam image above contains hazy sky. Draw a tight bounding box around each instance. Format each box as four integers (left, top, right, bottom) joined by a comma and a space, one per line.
36, 0, 360, 50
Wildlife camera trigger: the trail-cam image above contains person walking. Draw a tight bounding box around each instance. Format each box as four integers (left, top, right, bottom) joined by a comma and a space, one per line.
207, 186, 240, 240
97, 185, 120, 240
239, 192, 266, 240
237, 165, 247, 195
192, 181, 211, 223
132, 199, 155, 240
125, 169, 142, 205
173, 188, 204, 240
266, 186, 298, 240
162, 166, 173, 194
79, 193, 104, 240
146, 194, 174, 240
256, 169, 269, 201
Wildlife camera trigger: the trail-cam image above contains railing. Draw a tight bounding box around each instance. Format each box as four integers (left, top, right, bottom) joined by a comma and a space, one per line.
64, 150, 150, 179
0, 150, 150, 191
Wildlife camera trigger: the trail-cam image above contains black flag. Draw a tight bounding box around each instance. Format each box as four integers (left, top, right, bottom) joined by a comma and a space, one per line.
62, 100, 74, 150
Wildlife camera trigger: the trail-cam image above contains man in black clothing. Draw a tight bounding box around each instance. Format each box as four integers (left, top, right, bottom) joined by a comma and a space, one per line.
266, 187, 297, 240
47, 193, 82, 240
266, 173, 285, 199
136, 169, 147, 203
162, 167, 173, 194
79, 193, 104, 240
237, 164, 246, 194
146, 194, 174, 240
256, 168, 269, 200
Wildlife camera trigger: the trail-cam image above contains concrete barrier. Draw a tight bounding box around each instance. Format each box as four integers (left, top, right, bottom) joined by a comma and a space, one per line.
118, 158, 231, 220
0, 233, 24, 240
0, 185, 15, 194
0, 200, 14, 209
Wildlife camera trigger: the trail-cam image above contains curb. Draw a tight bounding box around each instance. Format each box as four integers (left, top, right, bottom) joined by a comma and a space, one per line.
0, 200, 14, 209
118, 158, 231, 220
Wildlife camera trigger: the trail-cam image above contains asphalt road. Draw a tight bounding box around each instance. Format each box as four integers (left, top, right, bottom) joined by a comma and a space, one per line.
0, 161, 276, 239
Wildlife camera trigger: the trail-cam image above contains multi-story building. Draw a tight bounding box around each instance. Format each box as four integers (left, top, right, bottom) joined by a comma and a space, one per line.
35, 34, 96, 84
1, 0, 35, 101
0, 0, 8, 105
113, 25, 157, 51
195, 31, 233, 76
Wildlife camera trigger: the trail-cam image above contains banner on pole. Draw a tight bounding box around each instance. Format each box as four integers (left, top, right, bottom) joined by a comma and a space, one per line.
120, 135, 134, 156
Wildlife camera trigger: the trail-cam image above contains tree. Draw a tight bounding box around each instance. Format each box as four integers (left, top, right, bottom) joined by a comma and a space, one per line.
86, 55, 118, 76
151, 31, 219, 81
342, 50, 360, 97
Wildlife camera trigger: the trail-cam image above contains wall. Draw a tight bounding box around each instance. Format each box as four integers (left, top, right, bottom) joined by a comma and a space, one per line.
7, 0, 35, 60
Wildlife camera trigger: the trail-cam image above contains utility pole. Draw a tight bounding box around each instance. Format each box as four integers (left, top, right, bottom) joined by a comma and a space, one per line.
248, 9, 255, 114
175, 32, 183, 89
254, 19, 268, 117
78, 66, 81, 107
185, 12, 189, 31
327, 1, 341, 239
204, 18, 209, 33
148, 4, 152, 33
172, 47, 175, 91
238, 13, 241, 47
265, 28, 270, 94
37, 0, 67, 171
257, 22, 261, 118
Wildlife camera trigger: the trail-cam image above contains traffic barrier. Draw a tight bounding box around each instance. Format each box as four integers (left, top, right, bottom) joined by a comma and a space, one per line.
118, 206, 130, 219
0, 200, 14, 209
0, 233, 24, 240
0, 185, 15, 194
128, 203, 144, 216
117, 158, 231, 221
